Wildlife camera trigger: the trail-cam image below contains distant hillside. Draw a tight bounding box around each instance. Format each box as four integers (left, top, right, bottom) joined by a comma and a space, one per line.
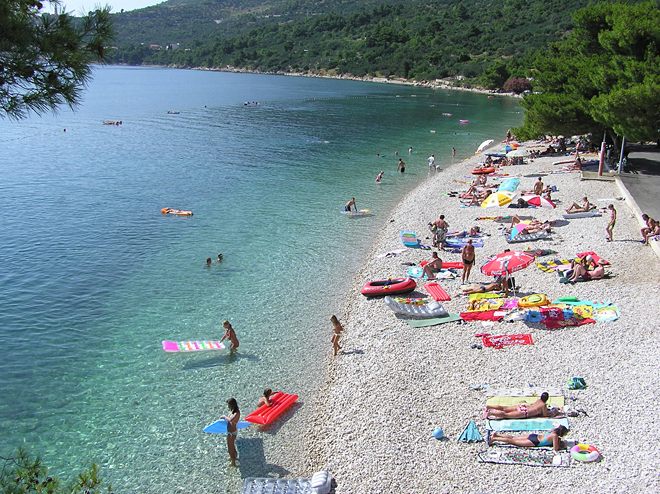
106, 0, 643, 86
110, 0, 400, 46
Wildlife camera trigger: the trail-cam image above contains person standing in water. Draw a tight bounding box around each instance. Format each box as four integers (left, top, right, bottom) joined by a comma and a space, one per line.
330, 315, 344, 356
397, 158, 406, 173
375, 171, 384, 183
205, 257, 212, 267
452, 147, 456, 159
221, 320, 239, 352
427, 154, 435, 170
223, 398, 240, 466
344, 197, 357, 212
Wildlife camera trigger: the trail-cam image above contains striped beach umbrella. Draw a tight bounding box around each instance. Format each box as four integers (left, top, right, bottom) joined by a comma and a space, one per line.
481, 191, 516, 208
522, 194, 556, 209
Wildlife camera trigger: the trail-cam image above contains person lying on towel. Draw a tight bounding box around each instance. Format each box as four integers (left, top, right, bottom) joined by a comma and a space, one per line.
462, 275, 508, 296
566, 196, 596, 214
486, 392, 563, 419
489, 425, 568, 452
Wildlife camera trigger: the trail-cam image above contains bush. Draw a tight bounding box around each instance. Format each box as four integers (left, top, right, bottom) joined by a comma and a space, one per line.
503, 77, 532, 94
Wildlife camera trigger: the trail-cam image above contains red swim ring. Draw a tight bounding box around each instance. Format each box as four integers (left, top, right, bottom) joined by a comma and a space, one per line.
361, 278, 416, 297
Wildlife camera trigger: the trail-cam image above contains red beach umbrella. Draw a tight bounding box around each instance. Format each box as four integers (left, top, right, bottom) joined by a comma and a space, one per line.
481, 250, 535, 277
522, 194, 556, 209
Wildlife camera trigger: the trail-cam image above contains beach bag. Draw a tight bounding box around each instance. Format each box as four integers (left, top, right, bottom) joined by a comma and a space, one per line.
568, 377, 587, 390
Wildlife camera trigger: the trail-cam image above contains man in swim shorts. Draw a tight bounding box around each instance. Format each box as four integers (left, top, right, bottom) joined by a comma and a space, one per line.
486, 392, 561, 419
422, 252, 443, 280
397, 158, 406, 173
461, 239, 475, 283
344, 197, 357, 212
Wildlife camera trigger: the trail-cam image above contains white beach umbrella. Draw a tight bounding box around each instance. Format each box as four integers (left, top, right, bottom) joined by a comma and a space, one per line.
506, 149, 530, 158
477, 139, 495, 153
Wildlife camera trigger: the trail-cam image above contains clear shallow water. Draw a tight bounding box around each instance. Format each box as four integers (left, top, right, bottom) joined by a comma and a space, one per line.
0, 66, 521, 492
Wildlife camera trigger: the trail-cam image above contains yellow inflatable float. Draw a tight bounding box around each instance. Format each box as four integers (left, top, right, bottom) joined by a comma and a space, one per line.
518, 293, 549, 308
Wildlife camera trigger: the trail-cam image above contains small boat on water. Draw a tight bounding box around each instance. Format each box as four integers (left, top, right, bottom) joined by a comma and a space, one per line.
459, 119, 470, 125
167, 110, 180, 114
103, 120, 122, 125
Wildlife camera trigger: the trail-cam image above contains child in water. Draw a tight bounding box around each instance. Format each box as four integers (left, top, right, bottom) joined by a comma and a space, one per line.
221, 320, 239, 352
330, 315, 344, 356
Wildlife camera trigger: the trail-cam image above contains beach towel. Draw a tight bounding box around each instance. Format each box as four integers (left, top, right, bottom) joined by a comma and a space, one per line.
446, 237, 485, 248
466, 297, 505, 312
542, 317, 595, 329
406, 266, 455, 280
405, 313, 462, 327
524, 248, 557, 257
576, 251, 610, 266
562, 211, 602, 219
592, 306, 620, 322
536, 258, 571, 273
478, 446, 571, 468
242, 478, 313, 494
485, 417, 569, 432
424, 282, 451, 301
460, 310, 506, 322
486, 395, 564, 408
506, 231, 551, 243
468, 292, 504, 301
498, 178, 520, 192
478, 333, 533, 349
384, 297, 448, 319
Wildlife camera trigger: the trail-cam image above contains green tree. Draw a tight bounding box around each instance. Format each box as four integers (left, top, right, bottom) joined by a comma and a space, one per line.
0, 448, 112, 494
0, 1, 113, 119
515, 1, 660, 142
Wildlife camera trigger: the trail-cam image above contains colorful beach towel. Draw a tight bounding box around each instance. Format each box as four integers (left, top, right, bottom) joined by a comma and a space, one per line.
460, 310, 506, 322
592, 306, 620, 322
446, 237, 485, 248
485, 417, 569, 432
466, 298, 505, 312
468, 292, 504, 301
542, 317, 595, 330
536, 258, 571, 273
478, 446, 571, 468
478, 333, 533, 349
506, 231, 551, 243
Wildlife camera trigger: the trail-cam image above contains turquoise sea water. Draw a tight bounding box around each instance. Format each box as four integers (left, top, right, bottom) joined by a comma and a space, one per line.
0, 66, 521, 492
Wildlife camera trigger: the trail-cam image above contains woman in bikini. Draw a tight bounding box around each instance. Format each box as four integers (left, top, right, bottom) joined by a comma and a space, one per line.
330, 315, 344, 356
220, 320, 240, 352
461, 239, 475, 283
486, 392, 553, 419
223, 398, 240, 466
489, 425, 568, 452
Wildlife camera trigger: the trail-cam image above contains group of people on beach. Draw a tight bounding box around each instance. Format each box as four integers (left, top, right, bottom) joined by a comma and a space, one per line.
641, 213, 660, 244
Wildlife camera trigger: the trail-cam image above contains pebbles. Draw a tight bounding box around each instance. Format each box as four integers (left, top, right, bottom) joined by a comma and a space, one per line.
282, 149, 660, 493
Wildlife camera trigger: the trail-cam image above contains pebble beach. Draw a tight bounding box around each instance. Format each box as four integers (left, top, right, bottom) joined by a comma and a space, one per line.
298, 145, 660, 493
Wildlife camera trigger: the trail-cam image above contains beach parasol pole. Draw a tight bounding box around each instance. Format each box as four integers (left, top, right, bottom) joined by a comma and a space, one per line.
598, 131, 606, 176
617, 136, 626, 174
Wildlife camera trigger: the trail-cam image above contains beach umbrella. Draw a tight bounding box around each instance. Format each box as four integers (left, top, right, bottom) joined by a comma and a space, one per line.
481, 191, 516, 208
522, 194, 556, 209
477, 139, 494, 153
481, 250, 535, 276
506, 148, 529, 158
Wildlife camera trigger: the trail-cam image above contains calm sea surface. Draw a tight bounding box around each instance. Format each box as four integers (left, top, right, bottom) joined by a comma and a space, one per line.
0, 66, 521, 492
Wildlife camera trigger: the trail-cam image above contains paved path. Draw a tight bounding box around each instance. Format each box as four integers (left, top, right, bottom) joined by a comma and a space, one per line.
619, 148, 660, 219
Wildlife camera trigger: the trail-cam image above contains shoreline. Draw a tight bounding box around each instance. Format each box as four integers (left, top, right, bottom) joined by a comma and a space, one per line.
119, 62, 521, 98
296, 140, 659, 491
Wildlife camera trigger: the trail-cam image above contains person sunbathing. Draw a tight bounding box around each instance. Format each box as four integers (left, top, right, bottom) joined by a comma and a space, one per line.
489, 426, 568, 452
462, 276, 506, 295
464, 189, 492, 206
486, 392, 562, 419
566, 196, 595, 214
422, 252, 443, 280
567, 258, 605, 282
